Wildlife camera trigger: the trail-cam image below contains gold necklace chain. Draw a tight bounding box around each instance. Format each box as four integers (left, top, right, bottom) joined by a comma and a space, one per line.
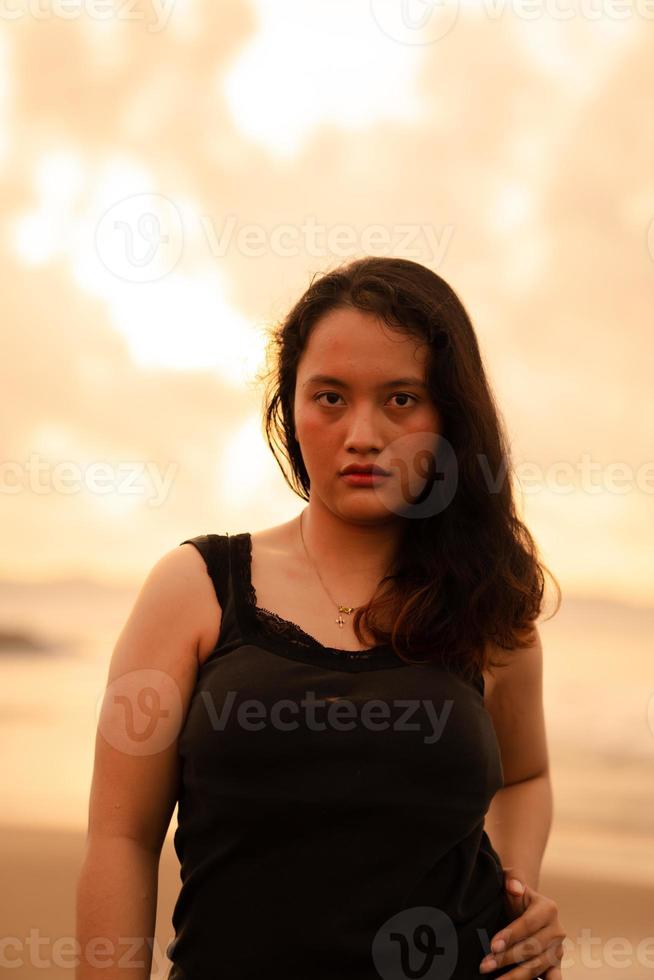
298, 509, 388, 630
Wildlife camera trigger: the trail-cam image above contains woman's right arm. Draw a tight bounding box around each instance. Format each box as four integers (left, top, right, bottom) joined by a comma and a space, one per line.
75, 542, 221, 980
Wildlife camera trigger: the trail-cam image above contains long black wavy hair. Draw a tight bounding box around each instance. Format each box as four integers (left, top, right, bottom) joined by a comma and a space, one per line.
253, 256, 561, 681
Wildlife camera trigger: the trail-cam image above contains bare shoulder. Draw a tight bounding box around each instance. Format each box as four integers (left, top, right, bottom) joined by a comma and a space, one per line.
183, 523, 294, 666
116, 543, 221, 670
176, 539, 225, 665
86, 543, 220, 854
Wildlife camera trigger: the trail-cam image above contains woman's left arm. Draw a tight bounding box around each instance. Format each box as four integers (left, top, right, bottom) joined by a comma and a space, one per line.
480, 626, 567, 978
483, 624, 553, 889
485, 772, 553, 891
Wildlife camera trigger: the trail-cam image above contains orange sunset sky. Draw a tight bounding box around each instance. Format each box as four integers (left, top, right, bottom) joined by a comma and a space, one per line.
1, 1, 653, 607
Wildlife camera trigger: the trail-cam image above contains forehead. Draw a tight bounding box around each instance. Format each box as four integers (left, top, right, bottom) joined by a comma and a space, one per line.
298, 307, 429, 374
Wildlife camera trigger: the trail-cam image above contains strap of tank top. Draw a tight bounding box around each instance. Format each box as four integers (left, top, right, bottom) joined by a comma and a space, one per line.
179, 533, 231, 609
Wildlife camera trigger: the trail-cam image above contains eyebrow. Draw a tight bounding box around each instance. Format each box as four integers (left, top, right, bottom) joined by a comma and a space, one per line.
303, 374, 428, 389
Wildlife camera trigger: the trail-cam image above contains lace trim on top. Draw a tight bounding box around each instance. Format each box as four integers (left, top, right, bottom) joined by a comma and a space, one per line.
235, 531, 393, 661
229, 532, 484, 692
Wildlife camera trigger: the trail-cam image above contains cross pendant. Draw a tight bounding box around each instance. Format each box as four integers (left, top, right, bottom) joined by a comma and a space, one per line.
336, 604, 355, 629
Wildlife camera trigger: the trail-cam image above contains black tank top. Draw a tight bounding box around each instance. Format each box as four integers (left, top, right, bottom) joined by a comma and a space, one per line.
165, 531, 520, 980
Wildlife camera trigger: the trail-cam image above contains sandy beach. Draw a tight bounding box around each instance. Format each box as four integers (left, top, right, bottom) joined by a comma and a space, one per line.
2, 588, 653, 978
3, 821, 653, 979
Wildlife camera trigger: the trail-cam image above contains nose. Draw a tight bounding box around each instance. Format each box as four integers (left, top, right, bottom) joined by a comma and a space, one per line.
342, 408, 385, 454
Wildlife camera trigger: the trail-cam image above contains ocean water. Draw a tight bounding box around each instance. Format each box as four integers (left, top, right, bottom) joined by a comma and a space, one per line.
1, 580, 652, 884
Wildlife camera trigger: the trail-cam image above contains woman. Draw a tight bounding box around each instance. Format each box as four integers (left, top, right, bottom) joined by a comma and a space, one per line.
76, 256, 566, 979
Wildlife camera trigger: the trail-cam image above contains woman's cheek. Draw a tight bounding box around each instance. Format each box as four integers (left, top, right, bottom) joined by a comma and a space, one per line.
295, 406, 333, 445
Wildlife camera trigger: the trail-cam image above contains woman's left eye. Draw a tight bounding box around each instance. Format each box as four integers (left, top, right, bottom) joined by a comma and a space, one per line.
313, 392, 418, 407
390, 393, 418, 407
391, 391, 418, 402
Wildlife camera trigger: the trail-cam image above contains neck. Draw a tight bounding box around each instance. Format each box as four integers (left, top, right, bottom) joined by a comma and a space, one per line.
296, 502, 404, 591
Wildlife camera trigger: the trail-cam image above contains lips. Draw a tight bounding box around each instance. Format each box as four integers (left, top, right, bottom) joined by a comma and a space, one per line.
341, 465, 389, 476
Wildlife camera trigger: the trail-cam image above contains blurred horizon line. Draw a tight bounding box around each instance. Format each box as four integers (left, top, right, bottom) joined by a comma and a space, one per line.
0, 573, 652, 614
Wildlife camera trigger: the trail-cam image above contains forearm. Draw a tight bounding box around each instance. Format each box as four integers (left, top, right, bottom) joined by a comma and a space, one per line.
484, 771, 553, 891
75, 836, 160, 979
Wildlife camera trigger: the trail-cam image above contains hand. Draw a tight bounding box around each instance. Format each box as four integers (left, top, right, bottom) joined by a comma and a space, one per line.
479, 867, 566, 977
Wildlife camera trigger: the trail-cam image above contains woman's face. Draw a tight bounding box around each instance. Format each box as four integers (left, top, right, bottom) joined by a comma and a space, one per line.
293, 306, 443, 522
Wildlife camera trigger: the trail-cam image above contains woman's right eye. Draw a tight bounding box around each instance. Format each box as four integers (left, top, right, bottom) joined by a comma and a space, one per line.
313, 392, 342, 406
